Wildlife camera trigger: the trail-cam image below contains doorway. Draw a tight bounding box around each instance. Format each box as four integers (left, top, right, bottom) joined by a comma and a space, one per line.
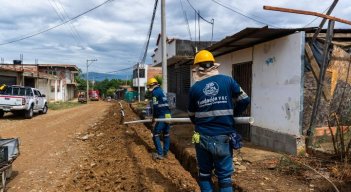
232, 62, 252, 140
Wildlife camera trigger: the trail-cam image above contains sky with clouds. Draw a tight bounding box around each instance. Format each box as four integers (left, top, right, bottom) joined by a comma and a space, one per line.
0, 0, 350, 75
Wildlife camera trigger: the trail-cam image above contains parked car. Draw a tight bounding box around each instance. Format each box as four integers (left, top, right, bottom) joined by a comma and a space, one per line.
106, 96, 112, 102
88, 90, 100, 101
0, 85, 48, 119
78, 94, 87, 103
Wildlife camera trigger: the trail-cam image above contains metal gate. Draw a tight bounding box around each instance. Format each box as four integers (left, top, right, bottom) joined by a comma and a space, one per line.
168, 63, 191, 111
232, 62, 252, 140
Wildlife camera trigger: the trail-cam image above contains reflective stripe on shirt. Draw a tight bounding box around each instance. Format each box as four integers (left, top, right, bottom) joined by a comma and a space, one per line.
157, 103, 169, 107
195, 109, 233, 118
237, 87, 249, 101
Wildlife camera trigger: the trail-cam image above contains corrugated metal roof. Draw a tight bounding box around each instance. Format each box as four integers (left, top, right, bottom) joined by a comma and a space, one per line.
208, 26, 300, 57
208, 27, 351, 57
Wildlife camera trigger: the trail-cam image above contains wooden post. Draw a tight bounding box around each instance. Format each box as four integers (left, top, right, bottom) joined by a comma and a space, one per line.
305, 43, 331, 101
307, 20, 335, 148
263, 6, 351, 25
312, 0, 339, 42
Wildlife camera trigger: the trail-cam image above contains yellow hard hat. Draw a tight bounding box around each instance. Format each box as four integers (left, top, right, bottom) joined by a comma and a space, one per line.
147, 77, 158, 86
0, 84, 6, 91
194, 50, 215, 65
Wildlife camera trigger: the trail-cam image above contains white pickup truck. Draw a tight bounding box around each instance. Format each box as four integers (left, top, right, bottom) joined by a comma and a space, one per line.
0, 85, 48, 119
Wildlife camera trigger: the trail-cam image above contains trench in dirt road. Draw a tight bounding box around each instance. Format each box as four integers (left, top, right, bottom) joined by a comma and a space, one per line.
0, 101, 199, 192
2, 100, 347, 192
63, 101, 199, 192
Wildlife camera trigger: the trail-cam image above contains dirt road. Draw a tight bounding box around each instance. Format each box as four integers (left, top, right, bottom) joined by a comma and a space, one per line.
0, 101, 112, 191
5, 100, 347, 192
0, 101, 199, 192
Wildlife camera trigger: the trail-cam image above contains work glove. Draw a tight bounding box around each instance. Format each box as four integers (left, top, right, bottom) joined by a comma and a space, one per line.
164, 114, 171, 124
192, 132, 200, 144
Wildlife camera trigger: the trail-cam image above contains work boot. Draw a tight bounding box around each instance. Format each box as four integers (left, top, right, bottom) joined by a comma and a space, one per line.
152, 153, 163, 160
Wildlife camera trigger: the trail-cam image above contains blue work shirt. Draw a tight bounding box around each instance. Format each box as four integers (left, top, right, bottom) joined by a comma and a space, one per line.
188, 74, 250, 136
151, 86, 171, 117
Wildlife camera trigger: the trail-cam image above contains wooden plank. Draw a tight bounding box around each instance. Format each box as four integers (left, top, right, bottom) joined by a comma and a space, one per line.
263, 6, 351, 25
305, 43, 331, 101
306, 33, 351, 38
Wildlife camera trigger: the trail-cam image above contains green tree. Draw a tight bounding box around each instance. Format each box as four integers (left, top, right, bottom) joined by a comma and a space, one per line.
95, 78, 126, 96
154, 75, 163, 86
75, 69, 87, 91
106, 87, 116, 97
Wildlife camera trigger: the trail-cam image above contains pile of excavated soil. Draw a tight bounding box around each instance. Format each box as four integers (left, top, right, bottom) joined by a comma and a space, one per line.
63, 102, 199, 192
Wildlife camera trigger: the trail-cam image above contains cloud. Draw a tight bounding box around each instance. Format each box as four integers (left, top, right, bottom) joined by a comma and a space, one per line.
0, 0, 350, 74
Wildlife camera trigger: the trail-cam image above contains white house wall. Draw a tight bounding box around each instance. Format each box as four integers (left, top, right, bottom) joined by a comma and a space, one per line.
152, 40, 176, 65
133, 78, 147, 87
37, 79, 50, 98
213, 32, 305, 154
58, 80, 63, 101
65, 70, 72, 84
217, 47, 253, 76
252, 32, 304, 136
167, 41, 176, 59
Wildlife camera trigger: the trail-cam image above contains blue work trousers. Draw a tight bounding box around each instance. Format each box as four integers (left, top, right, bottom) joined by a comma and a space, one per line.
195, 135, 234, 192
152, 121, 170, 156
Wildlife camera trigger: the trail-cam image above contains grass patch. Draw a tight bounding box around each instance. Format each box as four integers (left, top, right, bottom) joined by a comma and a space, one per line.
48, 101, 82, 110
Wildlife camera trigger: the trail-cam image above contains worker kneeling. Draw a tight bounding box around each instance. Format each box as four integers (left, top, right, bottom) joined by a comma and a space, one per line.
188, 50, 250, 191
147, 77, 171, 160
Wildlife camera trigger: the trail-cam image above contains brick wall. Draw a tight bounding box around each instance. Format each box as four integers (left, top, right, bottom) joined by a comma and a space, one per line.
147, 67, 162, 79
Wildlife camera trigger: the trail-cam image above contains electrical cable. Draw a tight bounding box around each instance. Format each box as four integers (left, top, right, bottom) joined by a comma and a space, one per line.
210, 0, 278, 28
179, 0, 192, 41
211, 18, 214, 44
0, 0, 114, 46
185, 0, 213, 24
184, 0, 214, 49
86, 66, 134, 79
47, 0, 81, 45
139, 0, 158, 64
304, 5, 332, 27
198, 10, 200, 42
55, 0, 84, 43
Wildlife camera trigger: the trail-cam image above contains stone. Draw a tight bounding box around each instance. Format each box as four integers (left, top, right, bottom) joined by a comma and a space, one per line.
236, 165, 247, 171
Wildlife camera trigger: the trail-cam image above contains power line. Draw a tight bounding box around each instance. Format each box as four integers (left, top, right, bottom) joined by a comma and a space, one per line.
210, 0, 279, 28
304, 5, 332, 27
139, 0, 159, 64
47, 0, 81, 45
185, 0, 213, 24
55, 0, 84, 43
179, 0, 192, 41
0, 0, 114, 46
184, 0, 214, 44
105, 66, 134, 74
87, 66, 134, 79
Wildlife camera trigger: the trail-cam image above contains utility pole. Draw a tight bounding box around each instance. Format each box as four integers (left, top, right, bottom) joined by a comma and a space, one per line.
161, 0, 167, 93
92, 75, 95, 90
86, 59, 97, 103
137, 63, 141, 102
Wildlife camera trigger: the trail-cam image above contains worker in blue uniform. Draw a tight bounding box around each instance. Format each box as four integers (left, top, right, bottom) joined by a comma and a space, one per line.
188, 50, 250, 192
147, 77, 171, 160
